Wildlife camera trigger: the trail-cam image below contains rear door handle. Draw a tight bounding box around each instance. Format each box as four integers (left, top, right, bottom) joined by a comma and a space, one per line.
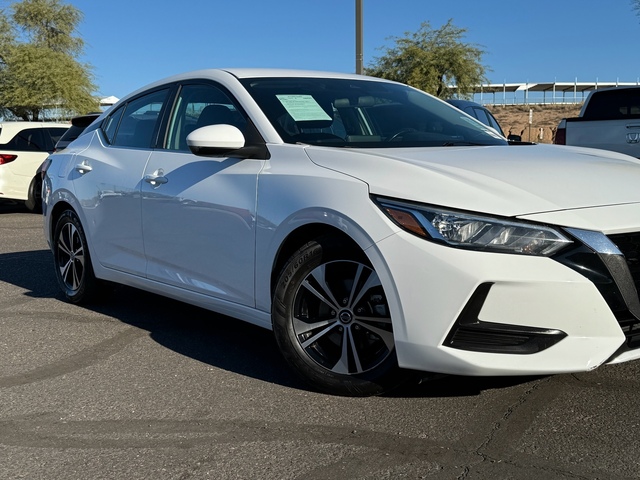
75, 160, 92, 174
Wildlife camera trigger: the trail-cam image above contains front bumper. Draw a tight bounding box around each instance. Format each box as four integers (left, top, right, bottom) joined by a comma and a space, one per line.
371, 217, 640, 376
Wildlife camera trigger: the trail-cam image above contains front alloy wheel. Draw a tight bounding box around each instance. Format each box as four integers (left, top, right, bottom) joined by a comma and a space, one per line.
293, 260, 393, 375
273, 236, 406, 396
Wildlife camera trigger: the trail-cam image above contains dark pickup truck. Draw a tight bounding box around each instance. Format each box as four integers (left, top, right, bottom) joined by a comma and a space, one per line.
554, 86, 640, 158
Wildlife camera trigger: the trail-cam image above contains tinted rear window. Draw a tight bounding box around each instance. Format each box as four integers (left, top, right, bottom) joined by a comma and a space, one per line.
583, 89, 640, 120
0, 126, 67, 152
46, 127, 67, 145
57, 124, 84, 144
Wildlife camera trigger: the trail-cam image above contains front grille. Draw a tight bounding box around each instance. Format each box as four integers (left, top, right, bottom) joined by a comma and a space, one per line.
609, 232, 640, 293
554, 233, 640, 348
616, 313, 640, 348
608, 232, 640, 346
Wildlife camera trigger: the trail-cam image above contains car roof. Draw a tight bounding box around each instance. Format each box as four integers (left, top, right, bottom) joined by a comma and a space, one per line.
115, 68, 399, 108
220, 68, 374, 80
590, 85, 640, 93
0, 121, 69, 129
146, 68, 386, 86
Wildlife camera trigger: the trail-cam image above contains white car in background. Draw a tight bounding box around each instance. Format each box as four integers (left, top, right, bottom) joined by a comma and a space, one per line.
42, 69, 640, 396
0, 121, 69, 211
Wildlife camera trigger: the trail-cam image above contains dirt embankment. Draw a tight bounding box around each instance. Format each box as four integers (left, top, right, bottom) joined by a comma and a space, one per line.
487, 104, 582, 143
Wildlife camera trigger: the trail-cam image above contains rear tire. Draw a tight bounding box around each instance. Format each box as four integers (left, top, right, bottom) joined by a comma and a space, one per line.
24, 175, 42, 213
272, 236, 409, 396
52, 209, 99, 304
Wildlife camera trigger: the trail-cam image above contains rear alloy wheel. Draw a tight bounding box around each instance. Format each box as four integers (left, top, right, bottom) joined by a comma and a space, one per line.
273, 236, 407, 396
53, 210, 98, 304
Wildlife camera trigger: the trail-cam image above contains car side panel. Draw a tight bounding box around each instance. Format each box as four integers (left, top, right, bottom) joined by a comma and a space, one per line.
253, 144, 398, 314
67, 132, 148, 276
141, 150, 263, 307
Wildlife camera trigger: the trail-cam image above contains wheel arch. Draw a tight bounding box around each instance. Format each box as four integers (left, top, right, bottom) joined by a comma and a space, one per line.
267, 218, 406, 346
48, 200, 76, 242
270, 223, 361, 301
269, 219, 400, 310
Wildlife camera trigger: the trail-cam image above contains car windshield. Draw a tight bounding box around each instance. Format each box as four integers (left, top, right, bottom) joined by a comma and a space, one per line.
240, 77, 507, 148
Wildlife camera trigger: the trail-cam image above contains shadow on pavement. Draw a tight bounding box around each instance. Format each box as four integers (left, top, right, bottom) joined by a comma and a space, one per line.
0, 248, 537, 397
0, 199, 29, 214
0, 249, 61, 298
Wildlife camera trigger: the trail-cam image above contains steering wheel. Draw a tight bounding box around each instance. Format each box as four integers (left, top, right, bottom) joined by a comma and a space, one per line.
387, 128, 417, 141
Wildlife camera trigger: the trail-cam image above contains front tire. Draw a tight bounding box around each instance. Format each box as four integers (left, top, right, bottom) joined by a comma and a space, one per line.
272, 236, 407, 396
53, 210, 99, 304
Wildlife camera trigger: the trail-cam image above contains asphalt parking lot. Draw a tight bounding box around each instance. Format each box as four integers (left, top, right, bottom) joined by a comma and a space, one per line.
1, 199, 639, 480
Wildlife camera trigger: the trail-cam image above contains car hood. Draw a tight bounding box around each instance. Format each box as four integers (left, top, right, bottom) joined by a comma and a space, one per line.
304, 143, 640, 217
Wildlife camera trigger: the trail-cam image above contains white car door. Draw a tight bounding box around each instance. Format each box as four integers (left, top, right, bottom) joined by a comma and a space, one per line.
141, 83, 263, 306
72, 88, 171, 276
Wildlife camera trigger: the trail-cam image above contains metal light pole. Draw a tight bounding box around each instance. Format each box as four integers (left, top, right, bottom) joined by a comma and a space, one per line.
355, 0, 363, 74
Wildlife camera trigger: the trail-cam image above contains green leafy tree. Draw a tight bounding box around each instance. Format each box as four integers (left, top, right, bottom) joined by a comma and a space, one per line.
366, 20, 487, 99
0, 0, 97, 121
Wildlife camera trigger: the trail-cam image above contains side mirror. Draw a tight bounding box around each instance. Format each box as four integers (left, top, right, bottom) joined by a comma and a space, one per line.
187, 124, 245, 157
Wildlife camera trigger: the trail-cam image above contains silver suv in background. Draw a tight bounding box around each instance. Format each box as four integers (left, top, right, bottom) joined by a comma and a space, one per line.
54, 113, 101, 152
447, 99, 521, 142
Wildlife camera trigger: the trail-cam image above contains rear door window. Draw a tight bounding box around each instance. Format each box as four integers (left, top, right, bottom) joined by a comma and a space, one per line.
107, 89, 171, 148
102, 106, 124, 144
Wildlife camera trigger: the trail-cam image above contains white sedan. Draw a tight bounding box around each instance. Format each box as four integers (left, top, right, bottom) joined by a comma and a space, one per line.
42, 69, 640, 396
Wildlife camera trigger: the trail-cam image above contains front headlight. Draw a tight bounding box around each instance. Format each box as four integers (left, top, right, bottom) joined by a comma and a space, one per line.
374, 197, 572, 256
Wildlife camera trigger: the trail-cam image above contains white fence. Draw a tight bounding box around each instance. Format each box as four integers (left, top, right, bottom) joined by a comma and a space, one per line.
469, 80, 640, 105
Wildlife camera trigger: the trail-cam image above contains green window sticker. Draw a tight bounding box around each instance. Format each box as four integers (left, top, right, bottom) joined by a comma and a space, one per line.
276, 94, 332, 121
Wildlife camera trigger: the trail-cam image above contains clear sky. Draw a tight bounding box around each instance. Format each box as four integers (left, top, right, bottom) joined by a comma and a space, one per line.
62, 0, 640, 99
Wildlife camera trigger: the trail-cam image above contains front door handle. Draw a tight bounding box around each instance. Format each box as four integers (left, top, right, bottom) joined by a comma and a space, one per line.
144, 169, 168, 187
